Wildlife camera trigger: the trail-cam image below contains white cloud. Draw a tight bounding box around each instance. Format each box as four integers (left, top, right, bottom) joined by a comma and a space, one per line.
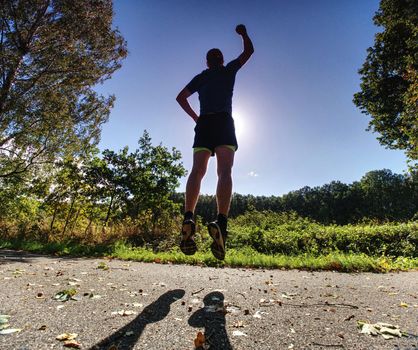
248, 171, 259, 177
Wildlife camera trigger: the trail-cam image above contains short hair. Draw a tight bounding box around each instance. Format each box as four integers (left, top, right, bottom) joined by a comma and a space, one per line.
206, 48, 224, 68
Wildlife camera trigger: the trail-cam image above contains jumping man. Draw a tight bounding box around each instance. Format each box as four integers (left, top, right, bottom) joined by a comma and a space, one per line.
176, 24, 254, 260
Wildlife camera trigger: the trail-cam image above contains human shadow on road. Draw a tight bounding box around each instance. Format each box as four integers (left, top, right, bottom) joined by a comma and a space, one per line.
89, 289, 185, 350
188, 291, 232, 350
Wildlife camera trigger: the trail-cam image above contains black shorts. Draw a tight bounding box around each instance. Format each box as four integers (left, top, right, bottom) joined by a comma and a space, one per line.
193, 112, 238, 156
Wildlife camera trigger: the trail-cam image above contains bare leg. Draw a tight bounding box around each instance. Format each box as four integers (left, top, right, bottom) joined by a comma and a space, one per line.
185, 150, 211, 213
215, 146, 235, 215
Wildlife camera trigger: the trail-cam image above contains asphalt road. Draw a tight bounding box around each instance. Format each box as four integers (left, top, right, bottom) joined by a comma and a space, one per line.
0, 249, 417, 350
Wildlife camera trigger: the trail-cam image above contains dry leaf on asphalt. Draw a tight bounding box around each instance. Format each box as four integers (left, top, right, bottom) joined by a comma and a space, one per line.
56, 333, 78, 341
63, 340, 82, 348
233, 320, 245, 328
232, 330, 247, 337
0, 315, 10, 325
111, 310, 137, 316
253, 310, 268, 319
358, 321, 404, 339
0, 328, 22, 335
194, 331, 210, 349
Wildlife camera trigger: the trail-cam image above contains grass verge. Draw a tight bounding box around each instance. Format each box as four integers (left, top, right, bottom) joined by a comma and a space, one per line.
1, 239, 417, 272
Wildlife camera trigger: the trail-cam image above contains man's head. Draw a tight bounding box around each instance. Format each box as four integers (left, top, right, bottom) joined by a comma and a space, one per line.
206, 48, 224, 68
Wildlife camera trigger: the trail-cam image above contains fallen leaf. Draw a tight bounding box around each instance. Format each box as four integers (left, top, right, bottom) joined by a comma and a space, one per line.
54, 289, 77, 302
232, 330, 247, 337
233, 320, 244, 328
194, 331, 205, 347
0, 328, 21, 335
97, 262, 109, 270
13, 269, 25, 276
358, 321, 404, 339
63, 340, 82, 348
69, 278, 82, 282
253, 310, 268, 319
0, 315, 10, 324
111, 310, 137, 316
226, 305, 241, 314
56, 333, 78, 341
399, 302, 409, 308
281, 293, 294, 300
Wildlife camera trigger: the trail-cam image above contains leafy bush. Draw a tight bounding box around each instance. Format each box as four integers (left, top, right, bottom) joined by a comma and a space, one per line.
228, 211, 417, 257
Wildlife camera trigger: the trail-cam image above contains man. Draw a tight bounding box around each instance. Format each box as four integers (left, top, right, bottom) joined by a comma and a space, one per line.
176, 24, 254, 260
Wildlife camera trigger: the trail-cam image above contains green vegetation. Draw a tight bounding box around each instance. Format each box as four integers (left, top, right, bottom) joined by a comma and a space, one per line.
0, 0, 127, 178
0, 1, 416, 273
354, 0, 418, 165
174, 169, 417, 225
1, 211, 417, 272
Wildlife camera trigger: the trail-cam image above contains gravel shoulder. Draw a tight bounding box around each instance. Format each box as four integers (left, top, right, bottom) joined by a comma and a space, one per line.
1, 249, 417, 350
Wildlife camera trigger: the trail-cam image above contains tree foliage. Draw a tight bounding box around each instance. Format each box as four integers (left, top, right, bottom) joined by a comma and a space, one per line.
0, 0, 127, 178
0, 131, 186, 244
353, 0, 418, 164
174, 169, 418, 225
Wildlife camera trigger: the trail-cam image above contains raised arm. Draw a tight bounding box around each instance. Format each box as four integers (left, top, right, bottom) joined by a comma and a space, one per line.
236, 24, 254, 66
176, 87, 199, 122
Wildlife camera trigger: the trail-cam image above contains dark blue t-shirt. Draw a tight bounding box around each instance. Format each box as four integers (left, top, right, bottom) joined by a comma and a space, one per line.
186, 59, 242, 115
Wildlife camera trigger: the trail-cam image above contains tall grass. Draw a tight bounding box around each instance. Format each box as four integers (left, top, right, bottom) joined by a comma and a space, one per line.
1, 210, 417, 272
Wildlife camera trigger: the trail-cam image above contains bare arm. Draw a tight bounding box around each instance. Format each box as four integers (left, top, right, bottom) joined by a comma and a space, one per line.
176, 87, 199, 122
236, 24, 254, 66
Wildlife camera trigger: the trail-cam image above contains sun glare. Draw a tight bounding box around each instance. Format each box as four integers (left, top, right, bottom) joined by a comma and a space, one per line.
233, 110, 247, 140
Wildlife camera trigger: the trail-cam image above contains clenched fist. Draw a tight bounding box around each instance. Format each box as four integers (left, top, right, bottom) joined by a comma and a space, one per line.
235, 24, 247, 36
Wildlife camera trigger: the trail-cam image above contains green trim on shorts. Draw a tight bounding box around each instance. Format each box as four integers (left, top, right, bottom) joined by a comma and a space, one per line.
193, 147, 212, 154
193, 145, 237, 154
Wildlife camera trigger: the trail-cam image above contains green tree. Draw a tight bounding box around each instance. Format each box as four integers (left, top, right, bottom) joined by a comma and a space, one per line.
353, 0, 418, 165
0, 0, 127, 178
357, 169, 416, 221
84, 131, 186, 225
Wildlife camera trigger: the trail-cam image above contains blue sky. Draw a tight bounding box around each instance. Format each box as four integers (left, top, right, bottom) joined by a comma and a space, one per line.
96, 0, 408, 196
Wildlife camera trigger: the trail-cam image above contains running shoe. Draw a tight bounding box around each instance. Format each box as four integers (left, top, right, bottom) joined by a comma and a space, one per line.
180, 219, 197, 255
207, 220, 227, 260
